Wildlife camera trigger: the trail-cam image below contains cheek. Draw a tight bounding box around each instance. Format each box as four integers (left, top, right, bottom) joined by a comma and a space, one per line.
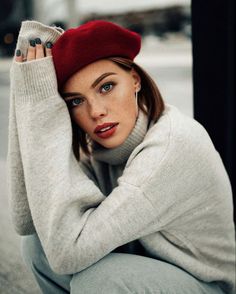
113, 84, 136, 110
117, 89, 136, 117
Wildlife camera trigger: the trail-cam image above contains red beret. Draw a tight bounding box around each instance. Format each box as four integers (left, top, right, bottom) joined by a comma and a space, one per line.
52, 20, 141, 90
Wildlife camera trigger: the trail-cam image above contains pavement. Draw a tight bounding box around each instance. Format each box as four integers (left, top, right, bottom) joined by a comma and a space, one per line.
0, 37, 192, 293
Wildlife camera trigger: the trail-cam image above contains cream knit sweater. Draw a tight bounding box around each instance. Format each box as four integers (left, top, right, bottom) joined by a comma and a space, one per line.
6, 21, 235, 294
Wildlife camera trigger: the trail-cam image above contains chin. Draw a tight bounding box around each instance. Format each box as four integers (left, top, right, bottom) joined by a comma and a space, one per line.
96, 135, 127, 149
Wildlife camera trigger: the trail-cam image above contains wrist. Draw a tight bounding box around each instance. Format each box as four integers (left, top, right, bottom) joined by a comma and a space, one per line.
11, 57, 59, 104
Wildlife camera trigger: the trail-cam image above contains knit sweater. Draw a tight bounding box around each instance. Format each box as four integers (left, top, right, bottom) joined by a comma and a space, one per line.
6, 21, 235, 294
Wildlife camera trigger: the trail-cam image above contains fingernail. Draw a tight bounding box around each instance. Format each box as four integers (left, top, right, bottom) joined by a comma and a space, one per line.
29, 39, 36, 47
46, 42, 53, 49
35, 38, 41, 44
16, 49, 21, 56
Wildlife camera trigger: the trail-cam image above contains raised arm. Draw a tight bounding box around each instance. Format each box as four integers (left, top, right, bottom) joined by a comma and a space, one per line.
6, 21, 63, 235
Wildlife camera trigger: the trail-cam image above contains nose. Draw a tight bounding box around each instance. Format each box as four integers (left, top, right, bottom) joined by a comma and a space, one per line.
88, 97, 107, 119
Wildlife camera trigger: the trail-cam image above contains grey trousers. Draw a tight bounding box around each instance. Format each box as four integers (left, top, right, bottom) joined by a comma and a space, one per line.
21, 234, 224, 294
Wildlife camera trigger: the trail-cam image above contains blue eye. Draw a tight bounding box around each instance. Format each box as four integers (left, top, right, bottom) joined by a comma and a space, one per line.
68, 97, 84, 107
101, 82, 114, 93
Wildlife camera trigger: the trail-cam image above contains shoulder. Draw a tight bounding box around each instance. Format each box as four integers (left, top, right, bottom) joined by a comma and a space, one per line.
121, 104, 223, 186
128, 103, 216, 165
148, 103, 214, 149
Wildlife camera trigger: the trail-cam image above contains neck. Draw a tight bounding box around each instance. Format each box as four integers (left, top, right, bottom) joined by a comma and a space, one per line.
91, 109, 151, 165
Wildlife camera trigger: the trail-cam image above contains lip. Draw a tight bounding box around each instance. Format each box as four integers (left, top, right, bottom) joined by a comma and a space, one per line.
94, 122, 119, 133
94, 122, 119, 139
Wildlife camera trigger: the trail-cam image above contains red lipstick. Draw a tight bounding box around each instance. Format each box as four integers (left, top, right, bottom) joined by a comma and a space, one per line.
94, 122, 119, 139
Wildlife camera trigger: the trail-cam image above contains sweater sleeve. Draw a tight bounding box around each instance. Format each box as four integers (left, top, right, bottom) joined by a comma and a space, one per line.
6, 85, 36, 235
12, 58, 160, 275
6, 20, 63, 235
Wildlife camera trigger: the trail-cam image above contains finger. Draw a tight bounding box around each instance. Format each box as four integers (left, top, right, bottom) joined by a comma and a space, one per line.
35, 38, 45, 59
22, 54, 27, 62
15, 49, 23, 62
27, 40, 36, 61
45, 42, 53, 57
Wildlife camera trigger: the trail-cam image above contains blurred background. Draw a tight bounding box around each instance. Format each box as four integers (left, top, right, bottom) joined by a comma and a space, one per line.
0, 0, 235, 293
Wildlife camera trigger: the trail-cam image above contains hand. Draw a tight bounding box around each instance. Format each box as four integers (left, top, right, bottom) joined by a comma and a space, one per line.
15, 38, 53, 62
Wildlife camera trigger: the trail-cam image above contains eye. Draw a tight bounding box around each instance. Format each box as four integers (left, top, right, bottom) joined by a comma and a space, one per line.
100, 82, 115, 93
67, 97, 84, 108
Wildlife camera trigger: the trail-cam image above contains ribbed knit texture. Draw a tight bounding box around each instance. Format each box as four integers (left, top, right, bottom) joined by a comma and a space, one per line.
12, 58, 58, 103
6, 21, 235, 294
15, 20, 64, 58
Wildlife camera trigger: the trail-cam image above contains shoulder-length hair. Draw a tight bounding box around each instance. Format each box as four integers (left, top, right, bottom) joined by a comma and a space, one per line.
66, 57, 165, 162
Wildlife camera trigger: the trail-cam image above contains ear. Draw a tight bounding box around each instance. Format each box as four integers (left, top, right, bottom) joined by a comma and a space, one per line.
131, 68, 141, 91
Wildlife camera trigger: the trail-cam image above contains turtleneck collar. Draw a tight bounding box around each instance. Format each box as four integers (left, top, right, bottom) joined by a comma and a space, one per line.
91, 109, 152, 165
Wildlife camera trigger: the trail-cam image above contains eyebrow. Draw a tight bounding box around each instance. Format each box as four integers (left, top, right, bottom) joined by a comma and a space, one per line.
61, 72, 117, 100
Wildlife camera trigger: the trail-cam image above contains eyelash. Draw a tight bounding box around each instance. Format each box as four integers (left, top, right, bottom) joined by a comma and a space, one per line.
68, 97, 84, 108
67, 81, 116, 108
100, 81, 116, 93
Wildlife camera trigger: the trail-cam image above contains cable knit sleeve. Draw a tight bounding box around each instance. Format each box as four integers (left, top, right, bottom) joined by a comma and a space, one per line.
6, 21, 63, 235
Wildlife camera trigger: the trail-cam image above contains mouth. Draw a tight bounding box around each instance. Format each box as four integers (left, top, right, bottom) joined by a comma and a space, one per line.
94, 123, 119, 139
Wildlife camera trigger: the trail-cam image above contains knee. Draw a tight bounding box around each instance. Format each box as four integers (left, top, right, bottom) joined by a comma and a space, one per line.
70, 253, 132, 294
21, 233, 45, 270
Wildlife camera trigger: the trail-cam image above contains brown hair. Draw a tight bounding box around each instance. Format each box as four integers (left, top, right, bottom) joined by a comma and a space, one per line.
67, 57, 165, 161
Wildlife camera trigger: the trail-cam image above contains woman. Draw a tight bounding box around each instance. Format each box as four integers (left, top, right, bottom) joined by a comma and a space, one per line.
7, 20, 235, 294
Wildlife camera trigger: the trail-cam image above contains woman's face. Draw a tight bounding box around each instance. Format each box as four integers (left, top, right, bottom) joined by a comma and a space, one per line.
62, 59, 141, 149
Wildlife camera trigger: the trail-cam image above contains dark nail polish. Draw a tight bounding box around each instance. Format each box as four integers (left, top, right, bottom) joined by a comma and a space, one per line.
16, 49, 21, 56
35, 38, 41, 44
29, 39, 36, 47
46, 42, 53, 49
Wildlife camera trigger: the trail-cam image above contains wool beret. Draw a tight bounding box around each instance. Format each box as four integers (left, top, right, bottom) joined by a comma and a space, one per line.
52, 20, 141, 90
